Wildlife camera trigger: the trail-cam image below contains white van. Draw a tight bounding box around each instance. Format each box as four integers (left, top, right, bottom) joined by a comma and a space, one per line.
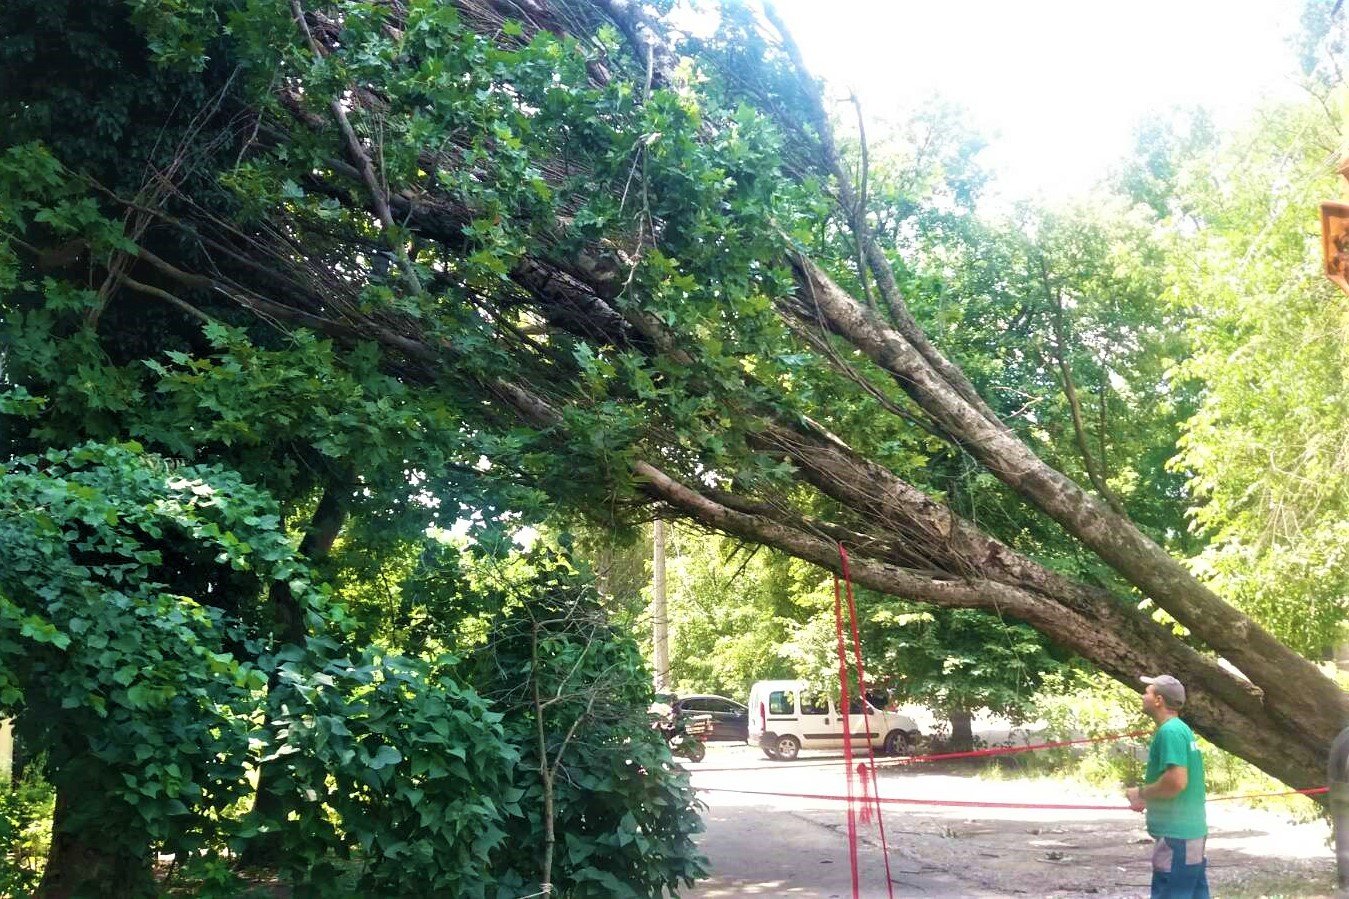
747, 679, 921, 761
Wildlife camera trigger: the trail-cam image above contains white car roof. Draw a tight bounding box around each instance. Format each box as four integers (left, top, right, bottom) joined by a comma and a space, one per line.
750, 679, 807, 691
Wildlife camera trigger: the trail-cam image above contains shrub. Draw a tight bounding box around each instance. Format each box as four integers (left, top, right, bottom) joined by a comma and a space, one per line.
0, 768, 54, 897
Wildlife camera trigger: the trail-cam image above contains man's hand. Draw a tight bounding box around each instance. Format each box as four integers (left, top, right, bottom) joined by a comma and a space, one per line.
1125, 786, 1145, 812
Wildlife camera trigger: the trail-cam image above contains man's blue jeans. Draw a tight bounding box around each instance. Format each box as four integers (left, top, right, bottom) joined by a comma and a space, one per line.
1150, 835, 1209, 898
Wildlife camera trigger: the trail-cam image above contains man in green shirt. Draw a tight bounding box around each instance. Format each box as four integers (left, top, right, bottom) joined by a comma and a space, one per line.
1125, 674, 1208, 899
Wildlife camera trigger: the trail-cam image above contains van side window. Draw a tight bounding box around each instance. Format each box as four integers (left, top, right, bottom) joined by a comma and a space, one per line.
801, 690, 830, 715
768, 691, 795, 715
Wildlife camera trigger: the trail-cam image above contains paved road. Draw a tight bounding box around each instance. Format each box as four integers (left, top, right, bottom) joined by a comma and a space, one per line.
685, 744, 1008, 897
689, 784, 993, 898
682, 743, 1336, 899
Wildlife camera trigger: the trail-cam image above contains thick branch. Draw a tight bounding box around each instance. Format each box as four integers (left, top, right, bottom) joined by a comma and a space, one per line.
763, 3, 1003, 429
785, 250, 1349, 744
629, 460, 1323, 789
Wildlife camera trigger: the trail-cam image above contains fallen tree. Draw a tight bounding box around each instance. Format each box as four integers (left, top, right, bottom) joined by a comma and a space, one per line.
2, 0, 1344, 805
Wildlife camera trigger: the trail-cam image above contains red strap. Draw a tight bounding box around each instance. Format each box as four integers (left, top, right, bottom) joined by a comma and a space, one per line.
839, 544, 895, 898
833, 572, 860, 899
694, 784, 1331, 808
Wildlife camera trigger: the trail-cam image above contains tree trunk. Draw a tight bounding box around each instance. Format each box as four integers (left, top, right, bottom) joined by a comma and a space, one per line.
652, 519, 670, 693
630, 460, 1328, 790
948, 709, 974, 753
786, 253, 1349, 750
0, 718, 12, 786
243, 483, 348, 866
531, 621, 557, 897
37, 782, 154, 899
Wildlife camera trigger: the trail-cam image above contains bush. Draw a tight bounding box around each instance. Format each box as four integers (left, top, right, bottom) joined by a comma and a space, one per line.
246, 643, 520, 899
0, 768, 55, 897
471, 548, 707, 897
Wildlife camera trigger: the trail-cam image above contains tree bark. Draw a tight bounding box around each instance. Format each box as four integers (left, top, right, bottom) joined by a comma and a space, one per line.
948, 709, 974, 754
37, 782, 155, 899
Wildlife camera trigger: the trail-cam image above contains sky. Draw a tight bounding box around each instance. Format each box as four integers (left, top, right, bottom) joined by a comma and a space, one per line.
768, 0, 1310, 203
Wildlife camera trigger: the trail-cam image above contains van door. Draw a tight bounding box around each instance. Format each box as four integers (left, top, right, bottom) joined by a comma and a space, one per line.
798, 686, 844, 750
839, 694, 885, 748
748, 685, 766, 744
764, 686, 800, 741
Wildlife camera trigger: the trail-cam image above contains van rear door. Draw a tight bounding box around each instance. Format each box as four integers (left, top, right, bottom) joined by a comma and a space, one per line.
763, 685, 800, 740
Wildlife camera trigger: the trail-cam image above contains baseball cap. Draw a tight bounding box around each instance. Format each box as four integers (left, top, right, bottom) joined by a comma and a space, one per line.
1140, 674, 1186, 707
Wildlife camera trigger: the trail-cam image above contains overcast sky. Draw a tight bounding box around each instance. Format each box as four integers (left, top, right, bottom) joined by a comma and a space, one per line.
768, 0, 1308, 202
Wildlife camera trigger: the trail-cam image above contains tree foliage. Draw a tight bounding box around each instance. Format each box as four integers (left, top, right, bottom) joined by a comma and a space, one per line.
2, 2, 1348, 892
1162, 101, 1349, 658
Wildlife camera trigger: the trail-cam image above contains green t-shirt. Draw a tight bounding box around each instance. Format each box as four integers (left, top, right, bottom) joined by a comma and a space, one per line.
1144, 716, 1207, 839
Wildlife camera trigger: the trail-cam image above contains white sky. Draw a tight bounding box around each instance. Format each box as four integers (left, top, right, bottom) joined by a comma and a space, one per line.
768, 0, 1309, 202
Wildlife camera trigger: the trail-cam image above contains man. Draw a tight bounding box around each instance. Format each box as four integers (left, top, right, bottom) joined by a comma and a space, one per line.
1125, 674, 1208, 898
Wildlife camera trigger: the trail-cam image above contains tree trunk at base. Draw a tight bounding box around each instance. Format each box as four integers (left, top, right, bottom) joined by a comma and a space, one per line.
37, 782, 154, 899
948, 710, 974, 753
241, 483, 349, 867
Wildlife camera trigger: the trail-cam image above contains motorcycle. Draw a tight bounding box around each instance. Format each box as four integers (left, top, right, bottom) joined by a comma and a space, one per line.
650, 703, 711, 763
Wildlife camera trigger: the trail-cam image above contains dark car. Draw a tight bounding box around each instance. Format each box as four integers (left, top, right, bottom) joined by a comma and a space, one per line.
673, 694, 749, 742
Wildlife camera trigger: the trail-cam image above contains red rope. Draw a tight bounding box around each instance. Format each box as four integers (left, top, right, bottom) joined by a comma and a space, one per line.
891, 731, 1152, 765
832, 569, 861, 899
694, 784, 1330, 809
691, 729, 1153, 773
696, 785, 1129, 810
839, 544, 895, 897
1209, 786, 1328, 800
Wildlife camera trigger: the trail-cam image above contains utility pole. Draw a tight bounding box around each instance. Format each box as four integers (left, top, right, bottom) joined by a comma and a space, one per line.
651, 519, 670, 693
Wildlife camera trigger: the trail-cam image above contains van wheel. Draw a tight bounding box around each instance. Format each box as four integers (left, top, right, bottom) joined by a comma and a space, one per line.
773, 735, 801, 761
762, 745, 781, 760
883, 729, 911, 756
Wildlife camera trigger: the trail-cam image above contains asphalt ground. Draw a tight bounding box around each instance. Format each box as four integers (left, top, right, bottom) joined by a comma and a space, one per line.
682, 742, 1336, 898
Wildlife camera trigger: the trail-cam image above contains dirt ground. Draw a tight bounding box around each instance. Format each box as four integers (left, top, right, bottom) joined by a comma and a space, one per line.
685, 743, 1337, 898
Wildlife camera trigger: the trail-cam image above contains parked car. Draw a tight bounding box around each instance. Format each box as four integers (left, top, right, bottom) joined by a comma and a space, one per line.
746, 679, 921, 761
672, 694, 749, 742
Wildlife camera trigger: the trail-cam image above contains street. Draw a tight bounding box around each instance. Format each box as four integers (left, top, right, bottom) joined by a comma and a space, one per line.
684, 744, 1336, 898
